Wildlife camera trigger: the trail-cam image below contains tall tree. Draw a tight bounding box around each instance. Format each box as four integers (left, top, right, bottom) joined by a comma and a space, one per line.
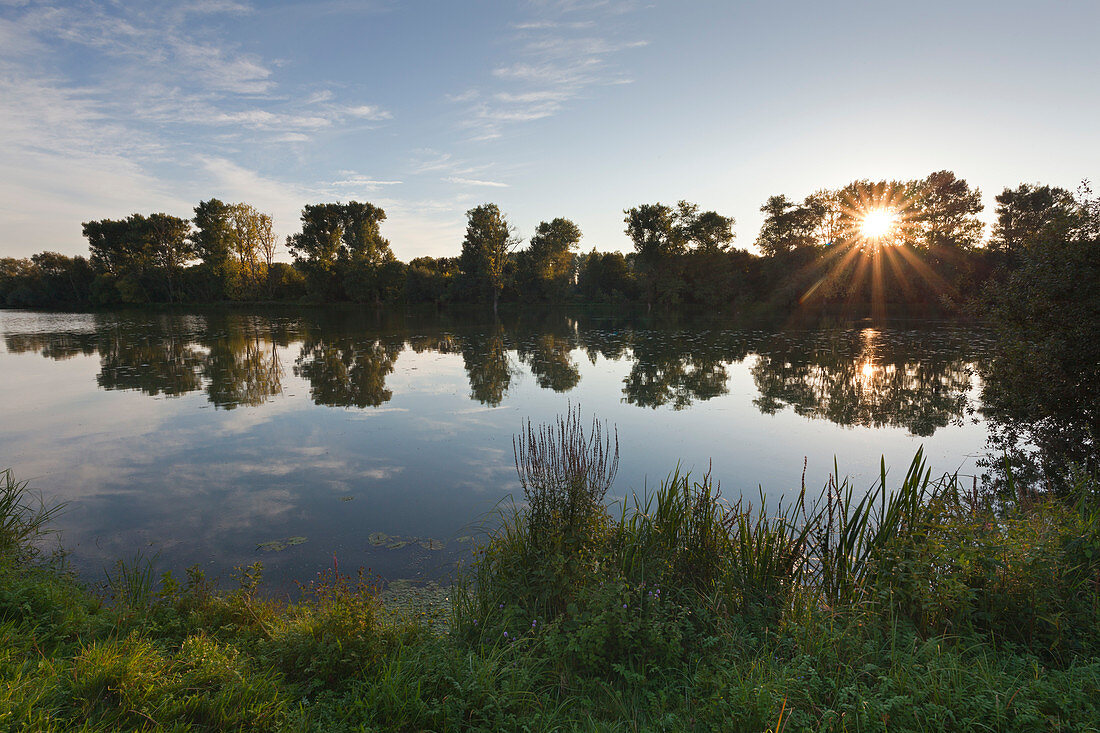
146, 213, 193, 303
914, 170, 984, 252
990, 183, 1078, 255
84, 213, 191, 303
624, 202, 684, 306
229, 203, 274, 298
288, 203, 347, 299
341, 201, 395, 304
525, 217, 582, 300
192, 199, 240, 300
460, 203, 517, 313
686, 209, 735, 253
755, 195, 818, 256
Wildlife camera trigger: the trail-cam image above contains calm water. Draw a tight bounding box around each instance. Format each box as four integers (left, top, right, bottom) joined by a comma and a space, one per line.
0, 307, 993, 593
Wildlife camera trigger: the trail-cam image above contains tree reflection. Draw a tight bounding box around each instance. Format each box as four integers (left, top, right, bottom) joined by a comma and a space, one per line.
462, 324, 516, 406
751, 328, 975, 436
203, 318, 286, 408
622, 331, 748, 410
519, 333, 581, 392
3, 310, 987, 434
97, 333, 205, 397
294, 336, 402, 408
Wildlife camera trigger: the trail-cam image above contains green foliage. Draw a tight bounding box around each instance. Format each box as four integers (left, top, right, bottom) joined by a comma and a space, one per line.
981, 183, 1100, 490
460, 203, 519, 311
2, 428, 1100, 731
516, 217, 582, 301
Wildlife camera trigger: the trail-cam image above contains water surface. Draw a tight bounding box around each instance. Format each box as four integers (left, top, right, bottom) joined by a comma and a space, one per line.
0, 307, 993, 593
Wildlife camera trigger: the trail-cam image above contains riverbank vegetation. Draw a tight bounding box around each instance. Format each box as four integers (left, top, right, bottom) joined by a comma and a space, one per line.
1, 173, 1095, 316
3, 417, 1099, 730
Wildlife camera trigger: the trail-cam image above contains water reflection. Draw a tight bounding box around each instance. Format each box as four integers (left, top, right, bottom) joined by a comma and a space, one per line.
1, 308, 996, 591
750, 328, 979, 436
2, 310, 988, 435
294, 336, 401, 408
623, 331, 747, 410
462, 324, 516, 407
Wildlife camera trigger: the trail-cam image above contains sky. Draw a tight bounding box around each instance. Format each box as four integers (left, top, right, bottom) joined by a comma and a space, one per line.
1, 0, 1098, 261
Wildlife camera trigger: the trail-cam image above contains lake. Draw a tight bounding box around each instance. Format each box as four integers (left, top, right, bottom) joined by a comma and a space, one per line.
0, 307, 994, 594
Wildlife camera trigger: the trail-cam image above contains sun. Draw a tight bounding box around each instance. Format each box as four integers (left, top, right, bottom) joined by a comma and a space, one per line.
859, 208, 897, 240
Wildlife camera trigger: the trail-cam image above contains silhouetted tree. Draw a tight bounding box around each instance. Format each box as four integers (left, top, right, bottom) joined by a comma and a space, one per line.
460, 204, 518, 313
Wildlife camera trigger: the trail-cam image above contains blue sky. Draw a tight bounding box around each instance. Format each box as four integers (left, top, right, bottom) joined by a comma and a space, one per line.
1, 0, 1097, 260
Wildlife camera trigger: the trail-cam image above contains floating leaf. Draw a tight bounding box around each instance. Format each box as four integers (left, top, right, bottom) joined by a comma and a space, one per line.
417, 538, 445, 551
257, 536, 308, 553
385, 540, 410, 550
368, 532, 390, 546
339, 496, 355, 502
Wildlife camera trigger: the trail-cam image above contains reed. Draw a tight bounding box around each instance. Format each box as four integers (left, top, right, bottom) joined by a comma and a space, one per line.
0, 466, 63, 558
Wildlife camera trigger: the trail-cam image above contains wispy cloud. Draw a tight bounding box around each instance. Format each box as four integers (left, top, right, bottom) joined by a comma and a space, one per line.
0, 0, 395, 255
329, 174, 403, 192
445, 177, 510, 188
450, 1, 647, 140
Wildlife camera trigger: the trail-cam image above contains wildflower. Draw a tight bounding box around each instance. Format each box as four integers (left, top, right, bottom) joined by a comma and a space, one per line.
622, 603, 627, 609
503, 631, 508, 638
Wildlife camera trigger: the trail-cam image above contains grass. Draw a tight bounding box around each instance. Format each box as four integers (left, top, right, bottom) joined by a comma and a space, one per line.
1, 423, 1099, 730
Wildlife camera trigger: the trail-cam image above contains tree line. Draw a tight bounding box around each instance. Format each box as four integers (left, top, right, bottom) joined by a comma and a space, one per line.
0, 171, 1095, 313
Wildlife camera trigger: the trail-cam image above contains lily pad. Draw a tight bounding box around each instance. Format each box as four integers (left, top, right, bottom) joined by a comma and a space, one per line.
385, 539, 410, 550
417, 538, 445, 551
339, 496, 355, 502
368, 532, 391, 546
257, 536, 308, 553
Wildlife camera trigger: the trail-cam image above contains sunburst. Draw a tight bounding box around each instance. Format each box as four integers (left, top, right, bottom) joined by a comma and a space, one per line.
799, 180, 955, 318
859, 208, 897, 240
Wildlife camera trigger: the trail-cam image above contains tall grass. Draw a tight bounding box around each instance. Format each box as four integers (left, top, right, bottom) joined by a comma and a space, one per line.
0, 466, 63, 558
458, 413, 1100, 671
1, 444, 1099, 729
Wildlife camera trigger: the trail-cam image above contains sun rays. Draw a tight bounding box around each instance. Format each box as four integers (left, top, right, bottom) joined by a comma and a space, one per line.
859, 208, 898, 240
798, 180, 956, 317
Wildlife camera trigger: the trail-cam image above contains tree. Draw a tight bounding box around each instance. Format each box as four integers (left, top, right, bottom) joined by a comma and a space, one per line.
754, 195, 818, 256
258, 215, 279, 299
84, 218, 141, 276
914, 170, 983, 252
577, 250, 635, 301
341, 201, 395, 304
686, 210, 735, 253
192, 199, 240, 300
624, 203, 684, 306
229, 204, 271, 298
524, 217, 582, 300
83, 213, 191, 303
287, 201, 393, 303
989, 183, 1078, 255
460, 203, 518, 313
288, 203, 347, 300
625, 203, 683, 262
146, 213, 193, 303
805, 189, 844, 248
980, 183, 1100, 492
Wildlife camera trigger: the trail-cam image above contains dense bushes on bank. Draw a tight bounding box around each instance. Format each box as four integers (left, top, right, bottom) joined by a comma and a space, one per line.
2, 415, 1100, 732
